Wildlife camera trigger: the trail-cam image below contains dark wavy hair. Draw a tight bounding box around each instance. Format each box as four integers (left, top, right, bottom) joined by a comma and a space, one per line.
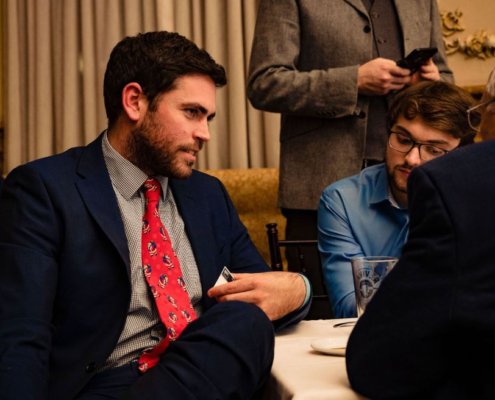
387, 81, 479, 146
104, 31, 227, 129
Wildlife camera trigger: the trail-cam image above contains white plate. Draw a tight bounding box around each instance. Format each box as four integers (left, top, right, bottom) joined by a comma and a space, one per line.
310, 336, 348, 356
331, 318, 357, 329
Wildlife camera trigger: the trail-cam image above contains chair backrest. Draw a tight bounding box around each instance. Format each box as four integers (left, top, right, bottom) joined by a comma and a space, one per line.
203, 168, 285, 264
266, 223, 333, 320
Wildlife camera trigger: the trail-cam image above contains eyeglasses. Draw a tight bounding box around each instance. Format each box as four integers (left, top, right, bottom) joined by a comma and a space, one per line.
467, 97, 495, 132
388, 131, 453, 161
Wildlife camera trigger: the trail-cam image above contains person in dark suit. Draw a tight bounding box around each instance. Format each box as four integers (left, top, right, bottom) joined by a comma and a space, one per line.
346, 82, 495, 398
0, 31, 309, 400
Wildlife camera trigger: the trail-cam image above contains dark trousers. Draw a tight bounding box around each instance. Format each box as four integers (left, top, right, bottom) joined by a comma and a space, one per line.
76, 301, 274, 400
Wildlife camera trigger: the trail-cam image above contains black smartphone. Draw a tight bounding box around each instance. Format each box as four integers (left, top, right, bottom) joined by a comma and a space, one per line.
396, 47, 438, 73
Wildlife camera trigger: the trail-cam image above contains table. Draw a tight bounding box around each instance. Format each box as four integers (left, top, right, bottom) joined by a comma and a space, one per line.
263, 319, 366, 400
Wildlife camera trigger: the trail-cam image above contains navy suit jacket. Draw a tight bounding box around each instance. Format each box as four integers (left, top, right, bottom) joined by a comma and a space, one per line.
0, 135, 308, 399
346, 140, 495, 399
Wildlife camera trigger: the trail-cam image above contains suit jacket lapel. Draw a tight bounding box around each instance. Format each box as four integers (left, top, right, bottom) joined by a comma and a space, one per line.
394, 0, 420, 55
344, 0, 368, 17
75, 135, 130, 275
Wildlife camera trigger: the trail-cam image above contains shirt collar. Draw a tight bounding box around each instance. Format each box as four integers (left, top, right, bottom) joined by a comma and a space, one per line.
387, 186, 403, 209
102, 131, 169, 200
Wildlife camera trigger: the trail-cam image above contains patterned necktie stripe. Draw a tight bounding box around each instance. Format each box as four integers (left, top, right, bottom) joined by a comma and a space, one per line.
138, 178, 197, 372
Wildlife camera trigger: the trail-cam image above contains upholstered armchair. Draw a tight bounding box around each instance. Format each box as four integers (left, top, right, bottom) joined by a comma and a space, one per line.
203, 168, 286, 264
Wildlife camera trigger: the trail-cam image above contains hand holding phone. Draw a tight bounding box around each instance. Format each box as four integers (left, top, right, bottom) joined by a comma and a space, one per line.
396, 47, 437, 73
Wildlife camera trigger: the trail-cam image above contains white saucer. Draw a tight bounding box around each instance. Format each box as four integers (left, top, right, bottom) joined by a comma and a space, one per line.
310, 336, 348, 356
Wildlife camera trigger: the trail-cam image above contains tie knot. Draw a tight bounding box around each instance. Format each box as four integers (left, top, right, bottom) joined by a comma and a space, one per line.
143, 178, 161, 202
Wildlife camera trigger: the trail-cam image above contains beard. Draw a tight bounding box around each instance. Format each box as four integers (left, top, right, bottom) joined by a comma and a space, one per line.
386, 159, 413, 207
126, 112, 198, 179
389, 166, 408, 194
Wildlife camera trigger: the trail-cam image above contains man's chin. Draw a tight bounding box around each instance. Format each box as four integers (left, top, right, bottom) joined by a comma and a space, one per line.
173, 171, 193, 180
392, 174, 408, 194
146, 159, 195, 179
169, 163, 194, 179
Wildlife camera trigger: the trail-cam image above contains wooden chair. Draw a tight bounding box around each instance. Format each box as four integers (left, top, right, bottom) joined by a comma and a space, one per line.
266, 223, 333, 320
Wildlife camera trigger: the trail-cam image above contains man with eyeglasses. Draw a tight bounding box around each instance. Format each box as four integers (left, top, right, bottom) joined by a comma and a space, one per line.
318, 81, 478, 318
346, 69, 495, 399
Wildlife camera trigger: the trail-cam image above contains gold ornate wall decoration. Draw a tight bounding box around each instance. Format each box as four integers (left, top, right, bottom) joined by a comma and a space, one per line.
441, 10, 464, 37
441, 9, 495, 59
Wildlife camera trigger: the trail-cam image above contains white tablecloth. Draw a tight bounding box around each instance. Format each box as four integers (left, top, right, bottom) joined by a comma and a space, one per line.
263, 319, 366, 400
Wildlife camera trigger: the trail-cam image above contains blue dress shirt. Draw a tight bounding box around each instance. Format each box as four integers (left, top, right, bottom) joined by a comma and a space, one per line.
317, 164, 409, 318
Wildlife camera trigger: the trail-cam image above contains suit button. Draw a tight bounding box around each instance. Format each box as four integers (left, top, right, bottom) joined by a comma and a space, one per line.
363, 25, 371, 33
85, 361, 96, 373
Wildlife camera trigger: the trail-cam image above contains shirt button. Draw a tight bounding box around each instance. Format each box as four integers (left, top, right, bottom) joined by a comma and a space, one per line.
363, 25, 371, 33
85, 361, 96, 373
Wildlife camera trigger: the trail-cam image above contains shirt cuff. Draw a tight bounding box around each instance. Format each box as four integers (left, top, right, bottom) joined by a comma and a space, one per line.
298, 273, 312, 309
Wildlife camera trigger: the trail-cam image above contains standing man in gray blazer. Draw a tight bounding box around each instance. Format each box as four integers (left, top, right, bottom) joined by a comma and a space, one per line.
247, 1, 452, 316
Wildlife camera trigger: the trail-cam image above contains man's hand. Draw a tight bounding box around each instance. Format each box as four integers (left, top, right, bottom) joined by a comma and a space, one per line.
358, 57, 411, 96
207, 271, 306, 321
409, 58, 441, 85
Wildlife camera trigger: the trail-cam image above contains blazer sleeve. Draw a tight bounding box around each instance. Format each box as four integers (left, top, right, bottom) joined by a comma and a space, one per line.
0, 166, 60, 399
345, 165, 458, 398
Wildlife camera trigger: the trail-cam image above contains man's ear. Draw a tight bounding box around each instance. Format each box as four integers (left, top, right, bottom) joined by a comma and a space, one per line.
122, 82, 147, 122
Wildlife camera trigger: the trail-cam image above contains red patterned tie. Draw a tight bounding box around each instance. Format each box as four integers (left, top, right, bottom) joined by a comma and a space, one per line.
138, 178, 197, 373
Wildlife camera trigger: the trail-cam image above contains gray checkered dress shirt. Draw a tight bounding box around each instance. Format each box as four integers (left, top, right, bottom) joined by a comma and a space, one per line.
101, 133, 203, 370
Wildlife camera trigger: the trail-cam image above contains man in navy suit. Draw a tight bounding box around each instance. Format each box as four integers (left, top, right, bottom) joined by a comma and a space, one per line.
346, 71, 495, 398
0, 31, 308, 400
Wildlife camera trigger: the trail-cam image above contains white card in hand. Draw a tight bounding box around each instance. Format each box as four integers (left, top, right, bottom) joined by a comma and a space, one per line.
213, 266, 235, 287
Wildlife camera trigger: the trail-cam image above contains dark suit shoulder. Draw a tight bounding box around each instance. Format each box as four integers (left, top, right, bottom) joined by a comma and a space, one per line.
413, 141, 495, 183
6, 136, 104, 186
11, 145, 84, 174
407, 141, 495, 229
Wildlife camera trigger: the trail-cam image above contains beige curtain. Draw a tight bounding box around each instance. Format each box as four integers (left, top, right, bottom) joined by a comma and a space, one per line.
2, 0, 280, 175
